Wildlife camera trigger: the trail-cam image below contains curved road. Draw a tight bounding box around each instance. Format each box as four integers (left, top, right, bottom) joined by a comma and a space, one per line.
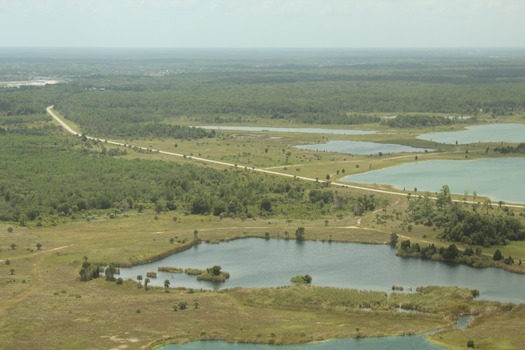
46, 106, 524, 209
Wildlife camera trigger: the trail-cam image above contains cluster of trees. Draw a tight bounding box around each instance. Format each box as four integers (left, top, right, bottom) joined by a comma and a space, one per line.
0, 131, 379, 225
380, 115, 459, 128
79, 257, 100, 282
406, 186, 525, 246
494, 143, 525, 154
398, 240, 520, 267
397, 240, 492, 268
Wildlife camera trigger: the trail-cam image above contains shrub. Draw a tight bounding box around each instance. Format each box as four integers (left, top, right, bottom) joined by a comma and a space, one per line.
290, 274, 312, 284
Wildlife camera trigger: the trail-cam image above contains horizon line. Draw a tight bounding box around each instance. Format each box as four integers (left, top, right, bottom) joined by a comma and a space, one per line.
1, 46, 525, 50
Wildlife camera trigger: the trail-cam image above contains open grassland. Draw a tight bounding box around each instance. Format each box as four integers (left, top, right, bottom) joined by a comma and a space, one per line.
1, 210, 524, 349
430, 305, 525, 350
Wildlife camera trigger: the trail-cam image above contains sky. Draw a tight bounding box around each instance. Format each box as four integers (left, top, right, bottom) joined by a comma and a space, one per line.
0, 0, 524, 48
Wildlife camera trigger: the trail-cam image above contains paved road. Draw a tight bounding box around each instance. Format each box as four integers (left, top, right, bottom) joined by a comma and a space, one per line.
46, 106, 524, 209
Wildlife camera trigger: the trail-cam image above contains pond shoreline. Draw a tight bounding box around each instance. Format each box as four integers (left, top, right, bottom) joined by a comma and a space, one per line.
116, 235, 525, 277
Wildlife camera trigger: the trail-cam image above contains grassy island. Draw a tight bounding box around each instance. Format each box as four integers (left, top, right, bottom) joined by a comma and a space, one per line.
196, 266, 230, 283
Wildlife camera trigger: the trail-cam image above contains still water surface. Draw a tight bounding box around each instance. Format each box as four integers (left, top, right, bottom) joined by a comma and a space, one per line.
418, 124, 525, 144
117, 238, 525, 303
159, 337, 442, 350
295, 140, 433, 155
340, 158, 525, 204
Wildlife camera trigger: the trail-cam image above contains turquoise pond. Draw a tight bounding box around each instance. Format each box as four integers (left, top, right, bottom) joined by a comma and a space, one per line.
295, 140, 433, 155
417, 123, 525, 144
340, 157, 525, 204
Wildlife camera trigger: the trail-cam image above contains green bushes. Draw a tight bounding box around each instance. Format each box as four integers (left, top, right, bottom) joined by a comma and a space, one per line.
290, 274, 312, 284
397, 240, 493, 268
196, 266, 230, 283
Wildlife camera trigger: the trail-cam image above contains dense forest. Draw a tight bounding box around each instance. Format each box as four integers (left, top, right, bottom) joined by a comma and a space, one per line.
2, 49, 525, 139
0, 130, 378, 226
405, 186, 525, 247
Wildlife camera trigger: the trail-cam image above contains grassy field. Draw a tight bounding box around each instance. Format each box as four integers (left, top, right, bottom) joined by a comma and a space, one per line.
0, 207, 524, 349
1, 107, 525, 349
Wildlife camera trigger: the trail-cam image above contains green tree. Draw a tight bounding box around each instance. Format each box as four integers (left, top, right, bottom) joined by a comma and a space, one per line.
442, 244, 459, 260
291, 274, 312, 284
178, 301, 188, 310
164, 279, 170, 292
194, 299, 200, 309
79, 256, 99, 282
36, 242, 42, 250
211, 265, 221, 276
295, 227, 305, 241
260, 198, 272, 212
104, 264, 118, 281
389, 233, 399, 247
137, 275, 143, 288
10, 268, 15, 275
493, 249, 503, 261
144, 277, 150, 291
10, 243, 16, 250
400, 240, 411, 251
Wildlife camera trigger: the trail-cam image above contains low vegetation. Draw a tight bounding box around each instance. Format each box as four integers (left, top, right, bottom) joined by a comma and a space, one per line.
290, 274, 312, 284
196, 266, 230, 283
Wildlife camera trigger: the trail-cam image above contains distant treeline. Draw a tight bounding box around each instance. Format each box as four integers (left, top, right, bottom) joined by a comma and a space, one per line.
2, 53, 525, 136
380, 115, 457, 128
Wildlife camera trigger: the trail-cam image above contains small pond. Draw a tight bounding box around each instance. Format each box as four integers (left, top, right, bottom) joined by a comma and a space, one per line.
418, 124, 525, 144
295, 140, 433, 155
340, 157, 525, 204
200, 126, 375, 135
117, 238, 525, 303
456, 315, 476, 330
158, 337, 443, 350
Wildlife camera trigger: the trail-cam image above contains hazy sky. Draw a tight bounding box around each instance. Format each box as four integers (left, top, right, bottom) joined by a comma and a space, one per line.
1, 0, 524, 48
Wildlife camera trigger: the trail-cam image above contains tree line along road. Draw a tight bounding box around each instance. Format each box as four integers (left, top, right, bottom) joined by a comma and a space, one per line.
46, 106, 524, 209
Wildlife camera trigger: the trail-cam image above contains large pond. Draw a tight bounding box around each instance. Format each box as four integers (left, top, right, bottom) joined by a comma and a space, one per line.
340, 157, 525, 204
117, 238, 525, 304
295, 140, 433, 155
200, 126, 375, 135
418, 124, 525, 144
159, 337, 442, 350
